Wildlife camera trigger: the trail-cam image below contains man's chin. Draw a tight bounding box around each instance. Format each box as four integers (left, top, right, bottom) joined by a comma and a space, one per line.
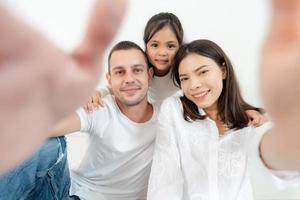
122, 97, 143, 106
123, 95, 148, 106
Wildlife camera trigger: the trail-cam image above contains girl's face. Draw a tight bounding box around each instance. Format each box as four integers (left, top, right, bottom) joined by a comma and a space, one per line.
179, 53, 227, 112
146, 25, 180, 76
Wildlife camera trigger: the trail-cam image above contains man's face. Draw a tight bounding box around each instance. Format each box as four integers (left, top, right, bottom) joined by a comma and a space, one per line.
107, 49, 153, 106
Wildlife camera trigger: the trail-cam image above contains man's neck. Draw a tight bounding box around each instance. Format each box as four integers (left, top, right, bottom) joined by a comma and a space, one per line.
116, 98, 153, 123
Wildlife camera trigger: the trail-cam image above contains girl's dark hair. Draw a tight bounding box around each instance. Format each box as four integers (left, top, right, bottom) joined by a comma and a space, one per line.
172, 39, 264, 129
143, 12, 184, 45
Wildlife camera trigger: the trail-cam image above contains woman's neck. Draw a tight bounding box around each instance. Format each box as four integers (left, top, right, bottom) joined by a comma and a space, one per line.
204, 107, 228, 135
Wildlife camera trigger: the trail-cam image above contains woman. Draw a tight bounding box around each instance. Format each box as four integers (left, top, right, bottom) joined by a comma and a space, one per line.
147, 39, 299, 200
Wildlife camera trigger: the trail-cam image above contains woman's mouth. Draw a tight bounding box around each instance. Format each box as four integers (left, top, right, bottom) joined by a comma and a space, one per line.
191, 90, 210, 100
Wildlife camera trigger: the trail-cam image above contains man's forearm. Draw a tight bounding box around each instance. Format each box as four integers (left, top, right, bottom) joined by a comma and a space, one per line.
50, 112, 81, 137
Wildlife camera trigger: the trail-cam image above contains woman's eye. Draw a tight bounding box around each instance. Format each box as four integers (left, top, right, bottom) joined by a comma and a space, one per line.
199, 70, 208, 75
180, 77, 188, 82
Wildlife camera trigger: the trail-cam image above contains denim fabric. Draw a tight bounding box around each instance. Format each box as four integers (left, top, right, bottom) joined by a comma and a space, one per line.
0, 137, 73, 200
68, 195, 81, 200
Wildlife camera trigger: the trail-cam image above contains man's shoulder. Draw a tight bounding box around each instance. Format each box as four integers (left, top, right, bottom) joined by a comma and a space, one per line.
78, 95, 117, 120
98, 94, 120, 113
102, 94, 116, 106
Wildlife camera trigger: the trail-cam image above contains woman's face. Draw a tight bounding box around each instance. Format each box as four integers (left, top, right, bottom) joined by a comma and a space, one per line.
146, 25, 179, 76
179, 53, 226, 112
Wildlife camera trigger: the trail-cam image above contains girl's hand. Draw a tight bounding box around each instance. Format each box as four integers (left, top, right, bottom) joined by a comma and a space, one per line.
246, 110, 268, 127
84, 90, 104, 112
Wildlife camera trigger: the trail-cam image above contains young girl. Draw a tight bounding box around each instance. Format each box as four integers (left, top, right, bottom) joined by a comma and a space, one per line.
147, 39, 300, 200
84, 12, 265, 125
143, 12, 183, 103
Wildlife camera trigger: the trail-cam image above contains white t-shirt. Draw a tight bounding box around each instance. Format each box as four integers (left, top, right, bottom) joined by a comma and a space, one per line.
70, 95, 159, 200
148, 70, 180, 103
147, 96, 300, 200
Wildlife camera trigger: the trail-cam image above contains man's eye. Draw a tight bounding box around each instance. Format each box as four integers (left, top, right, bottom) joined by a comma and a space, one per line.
115, 71, 124, 75
134, 68, 143, 73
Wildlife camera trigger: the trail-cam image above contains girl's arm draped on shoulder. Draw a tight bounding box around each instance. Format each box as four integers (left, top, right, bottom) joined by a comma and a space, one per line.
0, 0, 127, 174
259, 0, 300, 171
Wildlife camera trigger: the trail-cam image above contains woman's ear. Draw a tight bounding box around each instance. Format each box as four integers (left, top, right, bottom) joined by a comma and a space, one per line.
221, 63, 227, 79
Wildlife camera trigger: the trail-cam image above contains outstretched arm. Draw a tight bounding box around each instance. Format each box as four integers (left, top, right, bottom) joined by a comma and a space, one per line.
260, 0, 300, 170
0, 0, 127, 173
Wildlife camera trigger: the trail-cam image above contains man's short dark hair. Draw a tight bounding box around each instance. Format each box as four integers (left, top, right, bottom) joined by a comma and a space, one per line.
107, 41, 148, 73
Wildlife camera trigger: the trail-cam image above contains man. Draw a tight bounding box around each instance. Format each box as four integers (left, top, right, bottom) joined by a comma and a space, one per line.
0, 41, 157, 200
0, 0, 127, 173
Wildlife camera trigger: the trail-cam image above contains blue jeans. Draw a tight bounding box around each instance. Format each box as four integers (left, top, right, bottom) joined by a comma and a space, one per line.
0, 137, 79, 200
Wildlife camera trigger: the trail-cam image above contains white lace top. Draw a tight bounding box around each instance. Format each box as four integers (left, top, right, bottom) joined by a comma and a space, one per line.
147, 96, 294, 200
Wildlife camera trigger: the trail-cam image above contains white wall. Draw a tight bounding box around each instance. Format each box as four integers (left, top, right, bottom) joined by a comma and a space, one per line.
6, 0, 300, 199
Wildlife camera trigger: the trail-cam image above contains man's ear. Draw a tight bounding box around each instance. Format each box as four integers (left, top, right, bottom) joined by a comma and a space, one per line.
148, 67, 154, 81
106, 72, 112, 88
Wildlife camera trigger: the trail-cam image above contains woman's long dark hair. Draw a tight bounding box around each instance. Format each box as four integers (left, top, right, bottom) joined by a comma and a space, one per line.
172, 39, 264, 129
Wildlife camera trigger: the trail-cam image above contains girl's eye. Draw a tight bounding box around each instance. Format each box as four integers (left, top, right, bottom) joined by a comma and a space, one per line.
167, 44, 177, 49
150, 43, 158, 48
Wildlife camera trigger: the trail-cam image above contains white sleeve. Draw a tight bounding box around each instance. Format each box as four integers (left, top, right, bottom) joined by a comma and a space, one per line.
147, 100, 184, 200
267, 170, 300, 189
76, 107, 93, 133
250, 122, 300, 189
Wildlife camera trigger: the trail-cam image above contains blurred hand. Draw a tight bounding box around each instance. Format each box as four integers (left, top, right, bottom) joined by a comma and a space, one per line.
259, 0, 300, 170
260, 0, 300, 124
0, 0, 127, 173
